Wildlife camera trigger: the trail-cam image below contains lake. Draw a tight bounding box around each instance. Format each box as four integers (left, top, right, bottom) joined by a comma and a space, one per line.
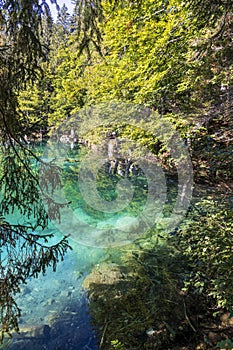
1, 141, 182, 350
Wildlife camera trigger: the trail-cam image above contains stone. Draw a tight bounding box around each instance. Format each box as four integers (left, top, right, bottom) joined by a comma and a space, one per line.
47, 298, 56, 306
83, 263, 126, 290
14, 324, 51, 339
60, 290, 72, 297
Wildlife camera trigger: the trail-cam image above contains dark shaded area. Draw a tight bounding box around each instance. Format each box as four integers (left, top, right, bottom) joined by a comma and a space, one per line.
83, 238, 233, 349
6, 294, 99, 350
83, 245, 195, 349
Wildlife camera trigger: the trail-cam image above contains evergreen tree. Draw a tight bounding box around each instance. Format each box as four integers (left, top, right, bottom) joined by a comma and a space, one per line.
57, 4, 71, 33
41, 6, 54, 60
0, 0, 70, 340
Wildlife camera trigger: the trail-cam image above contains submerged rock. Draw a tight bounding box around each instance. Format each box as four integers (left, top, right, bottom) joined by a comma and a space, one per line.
14, 324, 51, 339
83, 263, 126, 290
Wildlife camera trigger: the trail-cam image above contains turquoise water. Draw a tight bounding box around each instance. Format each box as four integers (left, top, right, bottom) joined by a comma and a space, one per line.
3, 219, 104, 349
2, 143, 179, 349
40, 143, 155, 248
1, 145, 105, 349
12, 242, 103, 349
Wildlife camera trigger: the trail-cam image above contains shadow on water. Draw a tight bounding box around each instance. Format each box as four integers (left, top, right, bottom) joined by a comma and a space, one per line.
82, 243, 200, 350
6, 294, 99, 350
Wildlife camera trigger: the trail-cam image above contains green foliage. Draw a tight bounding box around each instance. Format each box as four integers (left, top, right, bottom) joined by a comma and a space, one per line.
48, 46, 88, 126
215, 338, 233, 349
187, 0, 233, 27
77, 0, 192, 111
0, 145, 46, 225
177, 197, 233, 309
40, 0, 232, 188
0, 0, 73, 341
18, 78, 50, 135
72, 0, 104, 58
40, 0, 232, 184
84, 242, 192, 349
110, 339, 125, 350
0, 142, 71, 339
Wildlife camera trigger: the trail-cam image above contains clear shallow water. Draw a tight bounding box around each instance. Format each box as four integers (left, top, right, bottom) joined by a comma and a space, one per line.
42, 143, 168, 248
3, 224, 104, 349
2, 143, 179, 349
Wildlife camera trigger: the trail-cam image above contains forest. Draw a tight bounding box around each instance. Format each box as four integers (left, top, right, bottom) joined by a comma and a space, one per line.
0, 0, 233, 349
